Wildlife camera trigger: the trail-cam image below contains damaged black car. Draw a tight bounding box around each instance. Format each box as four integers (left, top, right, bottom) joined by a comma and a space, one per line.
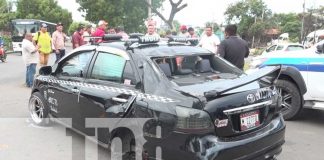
28, 35, 285, 160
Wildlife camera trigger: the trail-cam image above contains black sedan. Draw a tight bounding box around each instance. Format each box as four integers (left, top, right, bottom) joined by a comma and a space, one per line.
28, 35, 285, 160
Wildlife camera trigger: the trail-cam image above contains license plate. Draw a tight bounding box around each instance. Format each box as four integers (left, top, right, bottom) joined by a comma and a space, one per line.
240, 110, 260, 131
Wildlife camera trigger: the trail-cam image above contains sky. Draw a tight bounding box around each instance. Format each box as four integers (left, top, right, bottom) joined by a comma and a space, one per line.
57, 0, 324, 27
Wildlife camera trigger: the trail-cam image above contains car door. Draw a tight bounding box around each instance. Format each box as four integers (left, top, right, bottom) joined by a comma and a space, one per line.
78, 50, 139, 142
307, 48, 324, 100
48, 50, 95, 129
264, 45, 277, 54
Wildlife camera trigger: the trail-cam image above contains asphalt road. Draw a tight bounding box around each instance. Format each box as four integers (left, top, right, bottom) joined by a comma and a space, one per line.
0, 52, 324, 160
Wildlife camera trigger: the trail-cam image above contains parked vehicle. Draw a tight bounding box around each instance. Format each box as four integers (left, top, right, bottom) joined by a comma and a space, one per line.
262, 43, 305, 55
249, 40, 324, 120
10, 19, 56, 55
28, 35, 285, 160
303, 29, 324, 48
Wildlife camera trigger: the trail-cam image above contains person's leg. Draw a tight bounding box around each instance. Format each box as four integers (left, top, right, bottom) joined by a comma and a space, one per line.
55, 51, 60, 63
60, 49, 65, 60
57, 49, 65, 61
39, 52, 45, 67
44, 54, 49, 66
29, 63, 37, 86
26, 65, 29, 86
26, 64, 32, 87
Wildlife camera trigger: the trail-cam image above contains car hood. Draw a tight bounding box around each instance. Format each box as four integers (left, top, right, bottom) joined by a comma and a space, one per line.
178, 66, 281, 97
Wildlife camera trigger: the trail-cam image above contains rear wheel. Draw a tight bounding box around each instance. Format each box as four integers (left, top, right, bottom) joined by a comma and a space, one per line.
275, 79, 302, 120
28, 92, 51, 126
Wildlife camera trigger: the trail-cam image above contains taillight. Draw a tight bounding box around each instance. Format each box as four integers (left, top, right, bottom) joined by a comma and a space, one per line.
175, 106, 214, 134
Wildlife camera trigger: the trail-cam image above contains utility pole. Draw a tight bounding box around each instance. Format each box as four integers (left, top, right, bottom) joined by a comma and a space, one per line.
301, 0, 305, 43
147, 0, 152, 19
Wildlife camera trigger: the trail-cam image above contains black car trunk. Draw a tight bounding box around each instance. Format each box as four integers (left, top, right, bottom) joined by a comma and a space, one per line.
179, 66, 281, 138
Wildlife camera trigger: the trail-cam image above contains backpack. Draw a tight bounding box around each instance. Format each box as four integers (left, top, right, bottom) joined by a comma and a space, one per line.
35, 31, 40, 44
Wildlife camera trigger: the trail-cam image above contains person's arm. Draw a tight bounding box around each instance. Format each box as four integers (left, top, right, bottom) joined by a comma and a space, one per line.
25, 41, 38, 54
72, 35, 80, 48
218, 41, 226, 57
245, 44, 250, 58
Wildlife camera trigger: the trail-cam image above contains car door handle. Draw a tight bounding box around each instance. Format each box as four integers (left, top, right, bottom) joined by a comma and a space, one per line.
112, 97, 128, 103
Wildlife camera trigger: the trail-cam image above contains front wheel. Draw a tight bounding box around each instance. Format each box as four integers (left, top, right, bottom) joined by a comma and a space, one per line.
28, 92, 51, 126
275, 79, 303, 120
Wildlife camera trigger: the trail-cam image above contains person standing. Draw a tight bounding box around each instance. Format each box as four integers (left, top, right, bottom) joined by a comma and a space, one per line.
145, 24, 160, 37
22, 33, 39, 87
218, 24, 250, 70
178, 25, 190, 38
188, 27, 198, 38
33, 23, 52, 66
92, 20, 108, 42
83, 24, 92, 44
52, 22, 66, 63
198, 26, 220, 54
116, 26, 129, 40
72, 25, 85, 49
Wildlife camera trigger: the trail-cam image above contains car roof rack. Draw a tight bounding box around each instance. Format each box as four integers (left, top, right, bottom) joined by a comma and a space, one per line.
89, 34, 199, 50
168, 36, 199, 46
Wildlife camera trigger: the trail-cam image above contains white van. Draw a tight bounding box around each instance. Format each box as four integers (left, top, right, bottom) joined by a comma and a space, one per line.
303, 29, 324, 48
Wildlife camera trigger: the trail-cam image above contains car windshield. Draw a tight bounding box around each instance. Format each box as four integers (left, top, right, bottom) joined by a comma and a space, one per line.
153, 54, 243, 86
287, 45, 304, 51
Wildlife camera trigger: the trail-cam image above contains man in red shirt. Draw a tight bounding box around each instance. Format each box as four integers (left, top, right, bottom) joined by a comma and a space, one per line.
92, 20, 108, 42
72, 25, 85, 49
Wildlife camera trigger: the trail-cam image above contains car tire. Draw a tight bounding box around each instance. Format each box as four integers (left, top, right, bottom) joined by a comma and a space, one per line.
28, 92, 51, 126
275, 79, 302, 120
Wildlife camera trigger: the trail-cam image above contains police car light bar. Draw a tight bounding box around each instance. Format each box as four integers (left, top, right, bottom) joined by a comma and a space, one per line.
129, 33, 144, 39
102, 34, 123, 41
168, 37, 199, 44
138, 36, 160, 44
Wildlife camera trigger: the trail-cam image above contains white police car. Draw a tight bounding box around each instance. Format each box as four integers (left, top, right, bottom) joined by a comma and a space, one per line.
249, 40, 324, 120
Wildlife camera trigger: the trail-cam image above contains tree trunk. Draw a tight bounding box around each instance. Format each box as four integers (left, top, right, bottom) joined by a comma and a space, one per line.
144, 0, 187, 30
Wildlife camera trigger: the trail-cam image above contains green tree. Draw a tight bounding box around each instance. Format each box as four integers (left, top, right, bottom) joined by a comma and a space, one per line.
0, 0, 16, 31
224, 0, 272, 47
77, 0, 163, 33
16, 0, 73, 33
302, 6, 324, 38
144, 0, 187, 29
269, 13, 301, 42
68, 22, 90, 35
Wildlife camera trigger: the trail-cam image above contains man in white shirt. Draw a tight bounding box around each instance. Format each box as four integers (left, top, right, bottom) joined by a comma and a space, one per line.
145, 24, 160, 38
22, 33, 39, 88
198, 26, 220, 54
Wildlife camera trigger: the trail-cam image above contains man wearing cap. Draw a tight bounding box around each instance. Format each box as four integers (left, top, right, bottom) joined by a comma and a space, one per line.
52, 22, 67, 62
33, 23, 52, 66
92, 20, 108, 42
179, 25, 190, 38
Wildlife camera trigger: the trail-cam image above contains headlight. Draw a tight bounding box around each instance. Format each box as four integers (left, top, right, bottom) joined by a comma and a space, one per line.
175, 106, 214, 134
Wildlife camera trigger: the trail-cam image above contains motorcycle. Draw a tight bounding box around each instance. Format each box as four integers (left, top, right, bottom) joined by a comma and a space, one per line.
0, 45, 6, 62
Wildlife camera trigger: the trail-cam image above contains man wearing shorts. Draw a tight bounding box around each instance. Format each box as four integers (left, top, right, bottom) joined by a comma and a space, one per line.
33, 23, 52, 66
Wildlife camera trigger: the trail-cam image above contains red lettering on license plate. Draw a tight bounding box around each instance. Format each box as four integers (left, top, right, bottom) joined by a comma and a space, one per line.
240, 110, 260, 131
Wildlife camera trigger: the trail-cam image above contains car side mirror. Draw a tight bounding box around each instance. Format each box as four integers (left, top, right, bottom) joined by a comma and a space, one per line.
316, 44, 324, 54
39, 66, 52, 75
